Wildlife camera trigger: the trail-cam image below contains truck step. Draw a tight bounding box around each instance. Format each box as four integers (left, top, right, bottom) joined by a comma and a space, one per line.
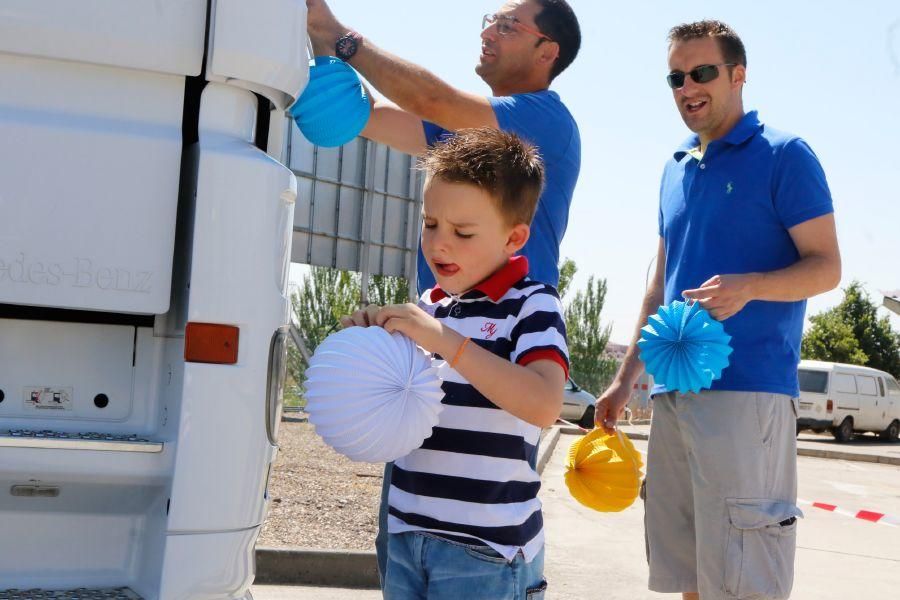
0, 588, 142, 599
0, 430, 163, 453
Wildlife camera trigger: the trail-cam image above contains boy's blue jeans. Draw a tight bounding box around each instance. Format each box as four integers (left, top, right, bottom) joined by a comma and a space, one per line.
383, 531, 547, 600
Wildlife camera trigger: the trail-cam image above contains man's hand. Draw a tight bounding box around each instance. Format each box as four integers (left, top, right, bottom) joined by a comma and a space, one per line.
306, 0, 344, 56
595, 381, 632, 435
681, 273, 761, 321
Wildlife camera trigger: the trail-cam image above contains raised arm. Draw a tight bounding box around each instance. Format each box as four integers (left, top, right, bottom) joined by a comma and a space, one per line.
595, 238, 667, 433
306, 0, 498, 132
360, 96, 429, 157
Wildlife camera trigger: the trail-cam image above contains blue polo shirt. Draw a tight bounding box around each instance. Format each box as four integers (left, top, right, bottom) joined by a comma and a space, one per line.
657, 111, 834, 397
418, 90, 581, 293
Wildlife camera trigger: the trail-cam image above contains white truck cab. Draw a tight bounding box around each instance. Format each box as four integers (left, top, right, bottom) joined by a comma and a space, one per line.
0, 2, 308, 597
797, 360, 900, 442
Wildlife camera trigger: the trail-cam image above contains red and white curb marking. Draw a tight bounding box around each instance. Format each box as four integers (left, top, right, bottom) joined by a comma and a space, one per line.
799, 499, 899, 527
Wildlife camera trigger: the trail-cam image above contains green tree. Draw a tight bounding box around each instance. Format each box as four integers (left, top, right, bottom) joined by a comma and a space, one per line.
557, 257, 577, 300
286, 267, 409, 404
367, 273, 411, 306
801, 281, 900, 378
801, 311, 868, 365
564, 276, 619, 396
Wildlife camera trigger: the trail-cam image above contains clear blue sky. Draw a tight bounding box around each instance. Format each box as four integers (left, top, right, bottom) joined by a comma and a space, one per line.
295, 0, 900, 344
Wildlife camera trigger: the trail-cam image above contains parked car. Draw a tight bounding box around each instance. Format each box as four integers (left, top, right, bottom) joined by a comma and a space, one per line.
796, 360, 900, 442
561, 377, 598, 428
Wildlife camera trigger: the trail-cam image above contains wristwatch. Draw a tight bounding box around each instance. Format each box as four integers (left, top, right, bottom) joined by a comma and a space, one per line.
335, 30, 362, 61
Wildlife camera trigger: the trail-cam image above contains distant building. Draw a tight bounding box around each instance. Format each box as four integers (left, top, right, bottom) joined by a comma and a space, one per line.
605, 342, 628, 362
605, 342, 653, 410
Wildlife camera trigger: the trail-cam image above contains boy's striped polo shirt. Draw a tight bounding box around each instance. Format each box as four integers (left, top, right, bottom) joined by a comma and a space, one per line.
388, 256, 569, 563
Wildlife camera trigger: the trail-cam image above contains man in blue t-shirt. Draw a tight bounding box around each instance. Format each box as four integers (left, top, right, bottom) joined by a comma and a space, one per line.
306, 0, 582, 584
595, 21, 841, 600
306, 0, 581, 291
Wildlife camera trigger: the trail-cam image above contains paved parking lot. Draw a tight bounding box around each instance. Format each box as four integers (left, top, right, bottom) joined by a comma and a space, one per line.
254, 434, 900, 599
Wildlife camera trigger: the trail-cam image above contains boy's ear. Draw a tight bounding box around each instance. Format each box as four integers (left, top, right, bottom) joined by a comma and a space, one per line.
505, 223, 530, 255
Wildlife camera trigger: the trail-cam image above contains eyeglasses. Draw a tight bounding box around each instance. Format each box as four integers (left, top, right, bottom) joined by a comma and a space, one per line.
666, 63, 736, 89
482, 13, 553, 43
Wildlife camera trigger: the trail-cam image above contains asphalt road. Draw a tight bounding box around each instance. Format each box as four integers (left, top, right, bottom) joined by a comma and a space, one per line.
254, 436, 900, 599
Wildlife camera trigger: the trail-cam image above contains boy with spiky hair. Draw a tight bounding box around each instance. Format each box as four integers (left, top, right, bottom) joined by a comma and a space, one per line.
342, 127, 568, 598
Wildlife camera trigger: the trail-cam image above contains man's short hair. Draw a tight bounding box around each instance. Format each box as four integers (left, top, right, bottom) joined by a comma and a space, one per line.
668, 20, 747, 67
533, 0, 581, 80
421, 128, 544, 226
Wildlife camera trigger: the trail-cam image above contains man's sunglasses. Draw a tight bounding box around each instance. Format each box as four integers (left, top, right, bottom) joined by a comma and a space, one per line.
482, 13, 553, 43
666, 63, 736, 89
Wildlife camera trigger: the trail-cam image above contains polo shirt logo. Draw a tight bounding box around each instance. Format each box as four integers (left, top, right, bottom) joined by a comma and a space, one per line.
481, 321, 498, 339
726, 181, 734, 195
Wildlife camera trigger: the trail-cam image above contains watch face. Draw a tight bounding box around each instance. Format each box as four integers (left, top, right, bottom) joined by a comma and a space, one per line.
337, 36, 358, 60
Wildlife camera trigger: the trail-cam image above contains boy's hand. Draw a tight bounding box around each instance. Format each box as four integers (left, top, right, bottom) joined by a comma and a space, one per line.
339, 304, 381, 329
375, 303, 457, 356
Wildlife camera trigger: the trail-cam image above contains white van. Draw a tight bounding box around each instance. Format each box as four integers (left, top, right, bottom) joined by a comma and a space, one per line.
796, 360, 900, 442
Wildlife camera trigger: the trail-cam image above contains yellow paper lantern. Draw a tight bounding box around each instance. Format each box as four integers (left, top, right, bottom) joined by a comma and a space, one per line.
564, 428, 644, 512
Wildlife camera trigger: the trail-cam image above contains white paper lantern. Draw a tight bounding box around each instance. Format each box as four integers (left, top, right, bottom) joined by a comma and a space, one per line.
303, 326, 445, 462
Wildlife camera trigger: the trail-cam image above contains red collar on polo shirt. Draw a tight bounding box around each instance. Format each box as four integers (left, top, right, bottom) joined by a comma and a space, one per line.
429, 256, 529, 303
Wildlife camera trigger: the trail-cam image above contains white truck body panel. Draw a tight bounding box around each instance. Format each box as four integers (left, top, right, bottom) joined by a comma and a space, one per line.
0, 54, 184, 314
1, 1, 307, 596
208, 0, 310, 108
0, 0, 207, 76
165, 83, 295, 534
0, 319, 139, 423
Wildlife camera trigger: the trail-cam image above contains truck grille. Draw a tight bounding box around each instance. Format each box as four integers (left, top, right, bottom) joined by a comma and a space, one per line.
0, 589, 142, 599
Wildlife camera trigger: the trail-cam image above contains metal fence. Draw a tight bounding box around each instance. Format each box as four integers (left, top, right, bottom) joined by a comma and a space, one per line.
287, 121, 423, 297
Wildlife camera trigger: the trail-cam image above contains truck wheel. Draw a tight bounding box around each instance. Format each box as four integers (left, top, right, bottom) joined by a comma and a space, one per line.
579, 405, 596, 429
879, 420, 900, 442
833, 417, 854, 443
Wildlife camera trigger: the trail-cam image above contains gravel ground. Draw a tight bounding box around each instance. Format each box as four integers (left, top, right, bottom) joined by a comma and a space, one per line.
259, 416, 550, 551
258, 417, 383, 551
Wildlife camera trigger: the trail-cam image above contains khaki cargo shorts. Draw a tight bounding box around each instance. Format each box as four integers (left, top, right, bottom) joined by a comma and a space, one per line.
643, 391, 803, 599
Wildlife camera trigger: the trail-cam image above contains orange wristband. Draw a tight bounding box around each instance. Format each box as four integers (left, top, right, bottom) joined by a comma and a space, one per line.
450, 337, 471, 368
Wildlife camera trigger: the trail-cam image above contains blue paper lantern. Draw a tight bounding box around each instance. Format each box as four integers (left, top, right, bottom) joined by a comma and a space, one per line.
637, 300, 733, 394
290, 56, 370, 148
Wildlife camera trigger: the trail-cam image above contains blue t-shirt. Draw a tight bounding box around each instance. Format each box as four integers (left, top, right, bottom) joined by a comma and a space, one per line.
418, 90, 580, 292
657, 111, 834, 397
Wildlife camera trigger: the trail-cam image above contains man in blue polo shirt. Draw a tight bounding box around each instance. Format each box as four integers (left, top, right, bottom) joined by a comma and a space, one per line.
595, 21, 841, 600
306, 0, 581, 290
